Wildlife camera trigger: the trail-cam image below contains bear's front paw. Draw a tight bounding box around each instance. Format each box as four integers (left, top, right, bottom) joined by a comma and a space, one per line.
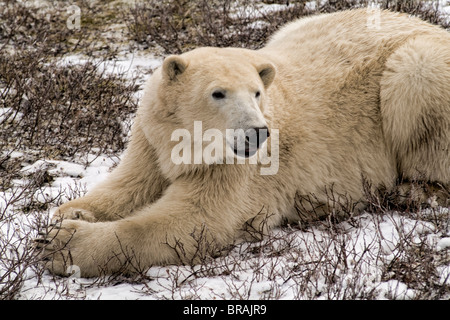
53, 206, 97, 223
35, 219, 103, 277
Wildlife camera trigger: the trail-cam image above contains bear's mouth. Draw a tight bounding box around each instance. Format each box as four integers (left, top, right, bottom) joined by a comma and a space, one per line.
233, 145, 259, 158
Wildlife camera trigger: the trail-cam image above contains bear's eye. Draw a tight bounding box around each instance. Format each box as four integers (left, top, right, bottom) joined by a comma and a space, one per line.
212, 90, 226, 100
255, 91, 261, 98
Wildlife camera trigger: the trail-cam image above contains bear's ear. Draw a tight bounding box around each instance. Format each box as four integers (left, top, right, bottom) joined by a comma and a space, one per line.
257, 63, 276, 88
162, 55, 188, 81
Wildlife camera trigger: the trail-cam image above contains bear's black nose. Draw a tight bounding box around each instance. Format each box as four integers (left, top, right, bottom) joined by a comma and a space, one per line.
245, 126, 270, 148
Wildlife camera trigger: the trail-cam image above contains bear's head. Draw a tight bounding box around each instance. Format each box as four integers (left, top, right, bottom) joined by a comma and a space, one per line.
140, 47, 276, 170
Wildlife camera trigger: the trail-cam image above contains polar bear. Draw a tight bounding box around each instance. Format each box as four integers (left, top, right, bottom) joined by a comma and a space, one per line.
39, 9, 450, 277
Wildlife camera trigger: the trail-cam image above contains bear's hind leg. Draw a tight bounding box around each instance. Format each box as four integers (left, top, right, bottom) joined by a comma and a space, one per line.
380, 35, 450, 205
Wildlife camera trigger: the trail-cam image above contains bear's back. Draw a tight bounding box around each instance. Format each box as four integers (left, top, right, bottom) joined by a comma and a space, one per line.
263, 9, 444, 59
261, 9, 446, 88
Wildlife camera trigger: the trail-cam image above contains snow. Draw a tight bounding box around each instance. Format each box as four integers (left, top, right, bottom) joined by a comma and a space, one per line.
437, 238, 450, 251
59, 51, 162, 81
376, 280, 416, 300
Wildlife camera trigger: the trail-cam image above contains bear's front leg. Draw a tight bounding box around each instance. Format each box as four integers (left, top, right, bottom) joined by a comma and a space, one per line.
53, 201, 97, 222
39, 217, 179, 277
39, 214, 228, 277
38, 181, 248, 277
38, 219, 126, 277
52, 122, 169, 223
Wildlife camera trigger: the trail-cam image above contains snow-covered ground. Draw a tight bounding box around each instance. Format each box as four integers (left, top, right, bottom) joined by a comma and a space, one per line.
1, 0, 450, 300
